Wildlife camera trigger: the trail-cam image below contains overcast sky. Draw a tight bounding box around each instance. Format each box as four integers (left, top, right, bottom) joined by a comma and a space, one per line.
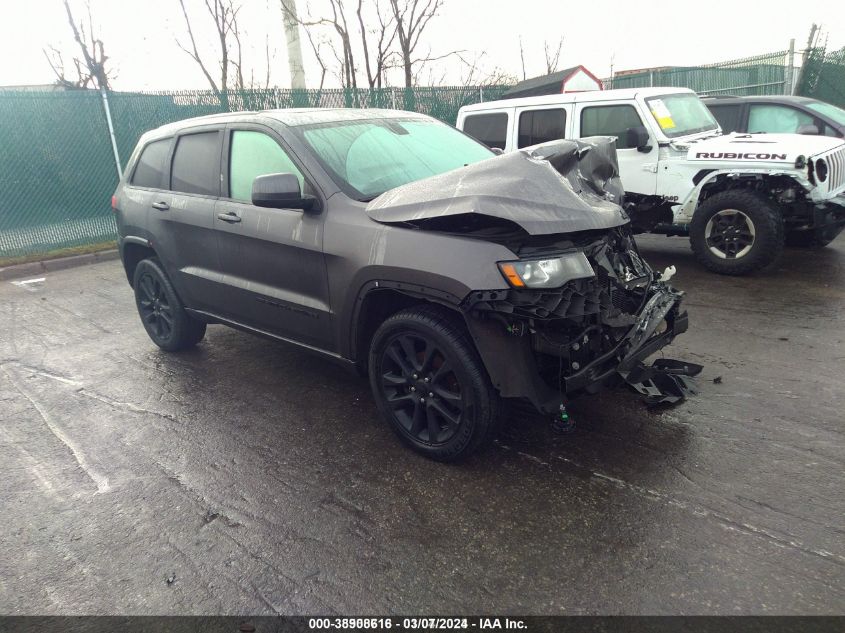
1, 0, 843, 91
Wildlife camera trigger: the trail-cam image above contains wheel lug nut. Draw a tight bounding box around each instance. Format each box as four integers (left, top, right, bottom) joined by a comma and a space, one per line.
410, 386, 416, 392
413, 374, 418, 379
420, 397, 425, 403
424, 377, 430, 383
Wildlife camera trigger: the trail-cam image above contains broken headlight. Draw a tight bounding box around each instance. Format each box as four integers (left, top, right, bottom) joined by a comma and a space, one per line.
498, 252, 594, 289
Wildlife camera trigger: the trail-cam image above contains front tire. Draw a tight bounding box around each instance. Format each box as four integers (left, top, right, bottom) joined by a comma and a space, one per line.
133, 258, 206, 352
690, 190, 784, 275
368, 305, 499, 462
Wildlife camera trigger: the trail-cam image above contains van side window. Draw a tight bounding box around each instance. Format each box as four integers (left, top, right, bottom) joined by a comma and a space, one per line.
229, 131, 304, 203
463, 113, 508, 150
171, 131, 221, 196
130, 139, 170, 189
518, 109, 567, 148
580, 105, 644, 149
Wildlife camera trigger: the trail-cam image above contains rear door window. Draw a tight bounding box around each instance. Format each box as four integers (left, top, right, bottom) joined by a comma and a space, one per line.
130, 138, 170, 189
518, 109, 567, 148
171, 131, 221, 196
706, 104, 742, 133
580, 105, 644, 149
462, 112, 508, 150
748, 104, 815, 134
229, 130, 304, 203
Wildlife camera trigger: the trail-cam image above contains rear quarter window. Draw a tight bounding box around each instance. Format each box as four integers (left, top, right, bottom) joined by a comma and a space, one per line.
706, 104, 742, 133
518, 109, 567, 148
171, 131, 221, 196
463, 112, 508, 150
130, 138, 170, 189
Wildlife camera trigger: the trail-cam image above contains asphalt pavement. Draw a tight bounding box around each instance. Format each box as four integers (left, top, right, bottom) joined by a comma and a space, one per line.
0, 235, 843, 615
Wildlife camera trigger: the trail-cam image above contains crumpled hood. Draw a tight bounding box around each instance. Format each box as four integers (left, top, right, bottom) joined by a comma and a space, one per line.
366, 137, 629, 236
686, 132, 845, 163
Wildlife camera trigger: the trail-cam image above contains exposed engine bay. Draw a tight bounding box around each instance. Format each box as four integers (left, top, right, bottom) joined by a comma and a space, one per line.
462, 227, 700, 411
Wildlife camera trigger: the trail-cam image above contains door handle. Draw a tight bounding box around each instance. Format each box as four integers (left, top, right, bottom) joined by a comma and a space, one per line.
151, 201, 170, 211
217, 211, 242, 224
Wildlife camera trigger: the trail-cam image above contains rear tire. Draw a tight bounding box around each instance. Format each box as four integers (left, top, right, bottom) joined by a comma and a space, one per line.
690, 190, 784, 275
133, 258, 206, 352
368, 305, 499, 462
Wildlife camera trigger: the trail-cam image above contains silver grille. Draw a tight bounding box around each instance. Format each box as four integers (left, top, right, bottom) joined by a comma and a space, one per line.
820, 145, 845, 195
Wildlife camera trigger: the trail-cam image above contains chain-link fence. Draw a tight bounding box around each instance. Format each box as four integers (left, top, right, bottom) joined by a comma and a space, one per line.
606, 50, 792, 95
797, 47, 845, 107
0, 85, 510, 261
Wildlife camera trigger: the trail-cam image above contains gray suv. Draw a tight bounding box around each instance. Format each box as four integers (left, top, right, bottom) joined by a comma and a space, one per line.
114, 108, 695, 461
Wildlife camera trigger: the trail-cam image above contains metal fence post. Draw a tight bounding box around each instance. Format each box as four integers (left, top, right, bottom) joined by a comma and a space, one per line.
100, 88, 122, 178
785, 39, 795, 95
480, 86, 484, 102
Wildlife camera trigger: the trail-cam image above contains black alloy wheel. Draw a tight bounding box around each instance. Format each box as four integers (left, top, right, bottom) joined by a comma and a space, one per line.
380, 332, 466, 446
368, 305, 499, 461
137, 272, 174, 341
132, 258, 206, 351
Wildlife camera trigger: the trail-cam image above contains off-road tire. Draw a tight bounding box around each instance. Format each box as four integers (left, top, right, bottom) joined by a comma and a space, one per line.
133, 258, 207, 352
690, 190, 784, 275
368, 304, 499, 462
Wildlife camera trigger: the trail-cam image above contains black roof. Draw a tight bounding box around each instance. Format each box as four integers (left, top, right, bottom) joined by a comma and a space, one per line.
503, 67, 582, 99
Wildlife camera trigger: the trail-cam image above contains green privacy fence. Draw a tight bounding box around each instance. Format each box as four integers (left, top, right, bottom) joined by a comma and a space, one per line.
607, 50, 791, 96
0, 85, 511, 260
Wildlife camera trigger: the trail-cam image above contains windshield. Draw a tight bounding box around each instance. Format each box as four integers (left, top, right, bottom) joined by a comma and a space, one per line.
645, 93, 719, 138
297, 118, 493, 200
806, 101, 845, 126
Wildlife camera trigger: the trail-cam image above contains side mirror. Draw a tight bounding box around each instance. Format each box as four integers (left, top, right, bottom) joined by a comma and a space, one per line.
797, 124, 820, 135
625, 125, 652, 152
251, 173, 316, 210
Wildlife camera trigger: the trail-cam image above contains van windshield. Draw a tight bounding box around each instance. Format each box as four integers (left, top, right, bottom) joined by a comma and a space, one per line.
645, 93, 719, 138
296, 118, 494, 201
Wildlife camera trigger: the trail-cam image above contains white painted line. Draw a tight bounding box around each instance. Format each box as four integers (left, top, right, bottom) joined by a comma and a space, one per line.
11, 277, 46, 286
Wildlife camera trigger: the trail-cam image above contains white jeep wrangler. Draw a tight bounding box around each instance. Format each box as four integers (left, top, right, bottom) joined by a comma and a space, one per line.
457, 87, 845, 275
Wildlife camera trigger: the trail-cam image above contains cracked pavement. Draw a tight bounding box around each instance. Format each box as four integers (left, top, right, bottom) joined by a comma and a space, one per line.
0, 235, 843, 615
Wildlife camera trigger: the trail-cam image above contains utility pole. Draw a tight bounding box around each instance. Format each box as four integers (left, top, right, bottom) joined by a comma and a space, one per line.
281, 0, 306, 89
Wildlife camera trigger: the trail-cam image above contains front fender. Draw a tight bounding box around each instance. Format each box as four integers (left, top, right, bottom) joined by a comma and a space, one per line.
673, 169, 814, 224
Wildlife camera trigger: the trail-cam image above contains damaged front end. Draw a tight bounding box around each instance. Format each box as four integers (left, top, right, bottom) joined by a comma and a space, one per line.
367, 137, 699, 412
463, 227, 699, 412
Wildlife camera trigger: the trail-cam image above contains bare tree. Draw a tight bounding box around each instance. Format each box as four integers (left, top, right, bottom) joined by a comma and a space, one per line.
44, 0, 113, 89
297, 0, 358, 89
302, 26, 330, 90
456, 52, 516, 87
176, 0, 242, 98
389, 0, 444, 87
544, 37, 563, 75
356, 0, 397, 89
